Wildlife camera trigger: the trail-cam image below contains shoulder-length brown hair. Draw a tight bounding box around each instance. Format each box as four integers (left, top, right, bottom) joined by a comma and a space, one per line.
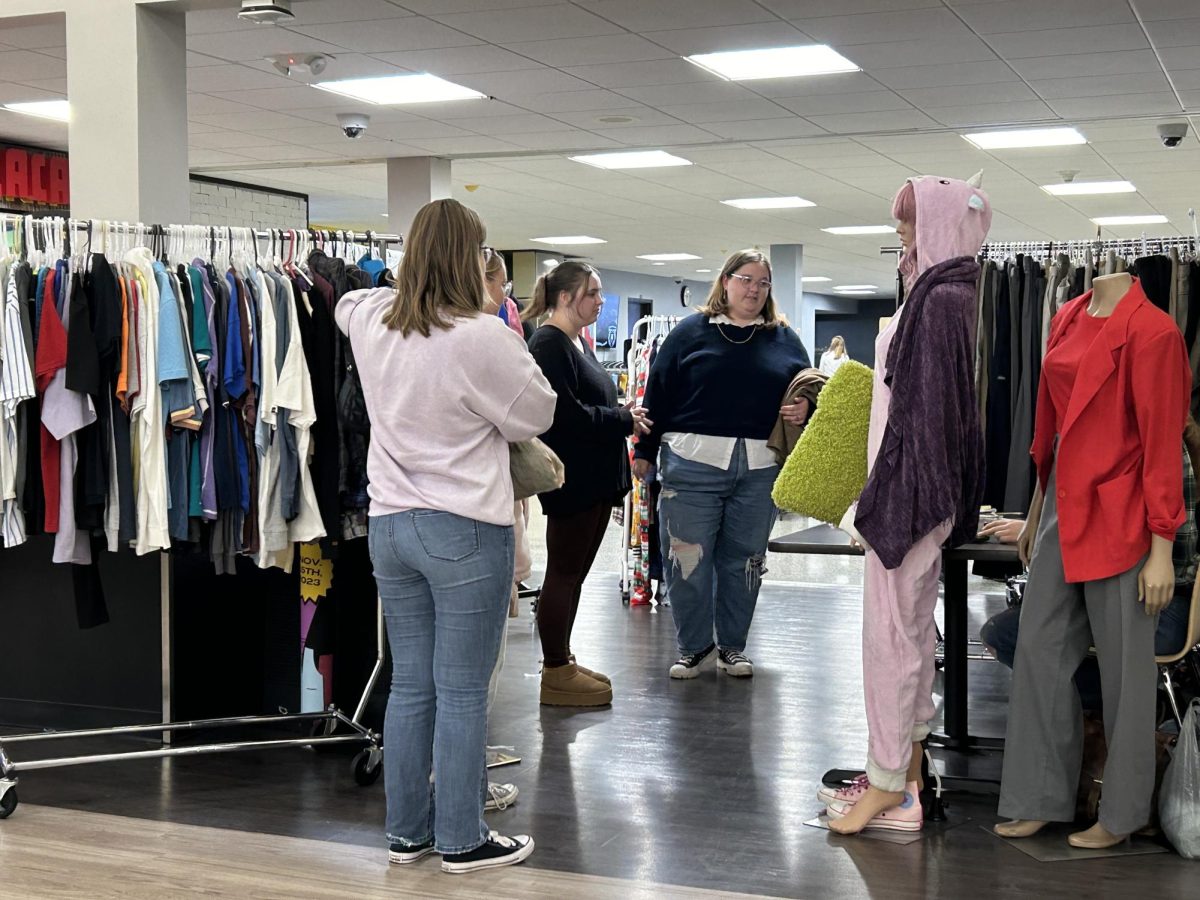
696, 249, 788, 328
383, 199, 488, 336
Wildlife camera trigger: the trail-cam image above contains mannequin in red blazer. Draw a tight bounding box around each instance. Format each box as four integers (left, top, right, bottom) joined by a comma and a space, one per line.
997, 272, 1190, 849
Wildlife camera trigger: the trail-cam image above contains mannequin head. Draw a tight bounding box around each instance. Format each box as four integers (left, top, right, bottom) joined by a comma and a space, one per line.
892, 172, 992, 289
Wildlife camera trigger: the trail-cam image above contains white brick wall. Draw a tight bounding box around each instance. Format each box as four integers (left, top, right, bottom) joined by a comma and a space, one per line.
188, 179, 307, 229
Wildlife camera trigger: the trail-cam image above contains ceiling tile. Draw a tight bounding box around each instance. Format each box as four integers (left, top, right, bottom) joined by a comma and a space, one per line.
1132, 0, 1200, 19
799, 9, 978, 46
641, 22, 812, 55
699, 118, 828, 140
399, 0, 561, 13
1007, 50, 1164, 80
404, 135, 527, 155
762, 0, 941, 16
12, 76, 66, 95
521, 89, 648, 112
454, 67, 598, 97
1046, 92, 1185, 118
584, 0, 777, 31
747, 72, 887, 98
504, 131, 625, 151
1030, 72, 1174, 100
588, 122, 721, 144
208, 85, 383, 112
805, 109, 941, 133
560, 58, 712, 91
548, 106, 684, 128
188, 149, 256, 167
407, 99, 530, 121
185, 8, 256, 34
188, 131, 298, 151
1174, 70, 1200, 90
0, 80, 61, 104
1143, 17, 1200, 49
898, 82, 1038, 107
287, 17, 481, 54
953, 0, 1133, 33
502, 34, 674, 68
0, 20, 64, 49
187, 93, 258, 116
243, 53, 404, 81
427, 4, 623, 43
775, 90, 912, 117
192, 109, 319, 132
654, 99, 795, 123
869, 60, 1019, 90
842, 36, 998, 69
358, 119, 477, 140
289, 0, 413, 25
617, 81, 762, 106
988, 24, 1149, 60
369, 45, 542, 75
188, 65, 296, 93
226, 143, 326, 163
186, 28, 344, 62
1158, 46, 1200, 71
0, 49, 65, 82
187, 52, 227, 68
433, 112, 578, 135
924, 100, 1057, 127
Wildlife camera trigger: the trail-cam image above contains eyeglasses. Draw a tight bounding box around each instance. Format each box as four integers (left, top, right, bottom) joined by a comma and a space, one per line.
728, 273, 772, 291
482, 245, 495, 264
502, 280, 513, 295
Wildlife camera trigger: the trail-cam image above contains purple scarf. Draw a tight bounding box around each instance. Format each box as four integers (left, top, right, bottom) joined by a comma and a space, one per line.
855, 256, 984, 569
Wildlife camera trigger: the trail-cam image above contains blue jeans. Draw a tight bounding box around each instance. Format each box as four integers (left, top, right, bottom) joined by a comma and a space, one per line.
980, 583, 1192, 712
658, 440, 778, 655
368, 510, 513, 854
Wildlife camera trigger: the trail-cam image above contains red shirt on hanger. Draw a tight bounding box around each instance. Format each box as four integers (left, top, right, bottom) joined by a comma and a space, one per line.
35, 270, 67, 534
1031, 278, 1191, 582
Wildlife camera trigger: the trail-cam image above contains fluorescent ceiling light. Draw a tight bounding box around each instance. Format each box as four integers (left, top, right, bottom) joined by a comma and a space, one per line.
962, 127, 1086, 150
822, 225, 895, 235
638, 253, 701, 261
802, 276, 832, 283
835, 284, 878, 292
686, 44, 860, 81
1041, 180, 1136, 196
313, 73, 485, 104
836, 289, 877, 295
722, 196, 816, 210
1091, 214, 1169, 226
570, 150, 692, 170
380, 213, 389, 217
530, 235, 607, 245
696, 268, 712, 273
4, 100, 70, 121
652, 262, 666, 266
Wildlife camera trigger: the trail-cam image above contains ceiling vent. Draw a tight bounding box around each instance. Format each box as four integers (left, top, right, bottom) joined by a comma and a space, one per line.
238, 0, 295, 26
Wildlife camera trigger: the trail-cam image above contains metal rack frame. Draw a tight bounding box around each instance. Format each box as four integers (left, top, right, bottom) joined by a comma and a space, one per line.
0, 212, 400, 821
0, 597, 387, 820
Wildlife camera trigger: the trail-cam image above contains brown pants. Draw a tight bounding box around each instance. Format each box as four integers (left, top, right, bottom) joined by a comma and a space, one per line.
538, 503, 611, 667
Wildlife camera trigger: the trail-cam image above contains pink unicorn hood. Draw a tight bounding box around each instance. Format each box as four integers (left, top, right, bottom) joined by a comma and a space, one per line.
893, 172, 992, 287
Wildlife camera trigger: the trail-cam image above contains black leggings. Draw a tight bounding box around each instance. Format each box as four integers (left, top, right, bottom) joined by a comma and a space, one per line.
537, 503, 610, 667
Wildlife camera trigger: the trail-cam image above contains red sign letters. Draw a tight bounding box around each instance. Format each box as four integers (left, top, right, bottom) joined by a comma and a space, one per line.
1, 144, 69, 208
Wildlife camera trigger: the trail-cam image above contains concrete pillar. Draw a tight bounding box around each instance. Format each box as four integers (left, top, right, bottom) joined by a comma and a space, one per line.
386, 157, 451, 237
65, 2, 189, 222
770, 243, 808, 346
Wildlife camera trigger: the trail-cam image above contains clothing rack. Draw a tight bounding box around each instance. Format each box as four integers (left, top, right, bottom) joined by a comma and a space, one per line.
0, 211, 396, 821
619, 315, 681, 607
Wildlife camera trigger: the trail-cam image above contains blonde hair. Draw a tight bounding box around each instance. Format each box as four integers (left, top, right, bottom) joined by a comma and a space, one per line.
696, 249, 787, 328
383, 199, 487, 336
522, 260, 598, 322
485, 249, 506, 282
829, 335, 846, 358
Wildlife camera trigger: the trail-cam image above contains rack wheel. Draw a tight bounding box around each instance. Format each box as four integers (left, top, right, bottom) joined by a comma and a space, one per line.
352, 748, 383, 786
0, 787, 17, 820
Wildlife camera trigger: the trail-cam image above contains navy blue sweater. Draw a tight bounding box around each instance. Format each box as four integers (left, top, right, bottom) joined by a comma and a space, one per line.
633, 314, 810, 463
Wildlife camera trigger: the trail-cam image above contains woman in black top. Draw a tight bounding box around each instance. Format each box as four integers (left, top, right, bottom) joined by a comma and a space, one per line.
526, 262, 651, 707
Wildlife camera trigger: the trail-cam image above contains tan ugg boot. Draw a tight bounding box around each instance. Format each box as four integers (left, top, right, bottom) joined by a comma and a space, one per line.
539, 663, 612, 707
569, 655, 610, 685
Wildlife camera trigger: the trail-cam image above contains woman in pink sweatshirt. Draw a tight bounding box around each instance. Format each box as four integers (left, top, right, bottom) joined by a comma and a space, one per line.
336, 199, 556, 875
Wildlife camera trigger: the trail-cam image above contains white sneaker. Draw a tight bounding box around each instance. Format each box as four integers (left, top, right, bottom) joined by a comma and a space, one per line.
485, 782, 518, 812
717, 648, 754, 677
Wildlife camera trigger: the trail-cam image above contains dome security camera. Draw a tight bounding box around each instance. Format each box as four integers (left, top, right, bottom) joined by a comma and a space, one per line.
1157, 122, 1189, 148
337, 113, 370, 139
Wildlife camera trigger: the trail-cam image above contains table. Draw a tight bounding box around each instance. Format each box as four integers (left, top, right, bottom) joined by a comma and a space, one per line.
769, 523, 1019, 753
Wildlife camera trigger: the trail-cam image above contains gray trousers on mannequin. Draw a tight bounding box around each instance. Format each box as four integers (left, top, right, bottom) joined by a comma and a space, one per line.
998, 466, 1158, 835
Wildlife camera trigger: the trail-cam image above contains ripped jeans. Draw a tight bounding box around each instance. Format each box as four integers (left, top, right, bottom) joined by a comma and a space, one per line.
658, 440, 777, 656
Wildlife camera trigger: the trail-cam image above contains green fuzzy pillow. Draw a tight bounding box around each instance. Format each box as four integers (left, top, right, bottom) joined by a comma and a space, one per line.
772, 360, 874, 525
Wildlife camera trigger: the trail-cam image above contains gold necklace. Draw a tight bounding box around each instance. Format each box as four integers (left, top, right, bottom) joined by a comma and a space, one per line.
717, 323, 758, 344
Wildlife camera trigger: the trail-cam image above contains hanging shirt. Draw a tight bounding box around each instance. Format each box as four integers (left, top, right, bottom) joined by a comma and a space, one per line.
1, 266, 35, 546
35, 268, 64, 533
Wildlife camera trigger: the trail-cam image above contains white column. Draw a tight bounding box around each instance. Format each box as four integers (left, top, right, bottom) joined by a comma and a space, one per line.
386, 157, 451, 237
770, 243, 809, 347
64, 1, 189, 222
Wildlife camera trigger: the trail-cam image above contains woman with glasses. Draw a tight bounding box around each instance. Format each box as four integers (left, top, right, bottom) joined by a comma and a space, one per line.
632, 250, 811, 679
336, 200, 555, 874
525, 261, 652, 707
484, 250, 523, 339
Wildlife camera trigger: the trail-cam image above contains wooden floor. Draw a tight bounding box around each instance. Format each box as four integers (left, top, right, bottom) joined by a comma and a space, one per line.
1, 557, 1195, 899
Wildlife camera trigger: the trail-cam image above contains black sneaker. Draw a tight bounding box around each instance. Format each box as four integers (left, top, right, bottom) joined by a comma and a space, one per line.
388, 840, 436, 865
669, 643, 716, 679
441, 831, 535, 874
717, 648, 754, 678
